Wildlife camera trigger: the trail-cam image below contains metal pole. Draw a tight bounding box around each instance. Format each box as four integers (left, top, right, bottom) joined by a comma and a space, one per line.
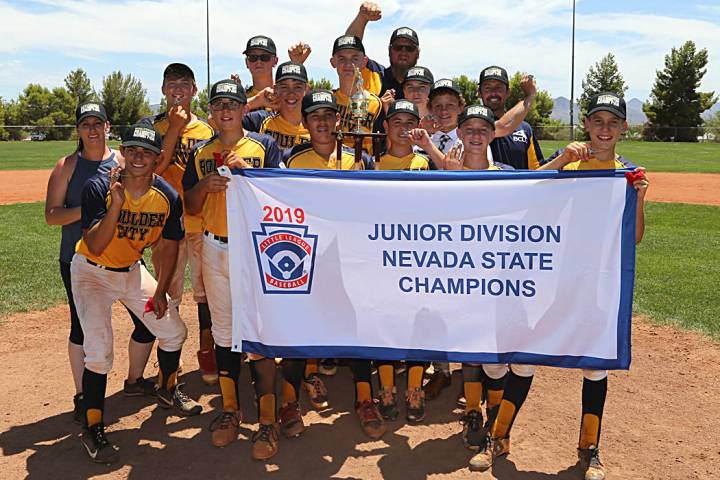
206, 0, 211, 97
569, 0, 576, 140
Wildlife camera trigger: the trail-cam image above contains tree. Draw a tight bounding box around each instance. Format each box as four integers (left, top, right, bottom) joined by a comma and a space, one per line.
643, 41, 717, 141
16, 84, 75, 140
579, 53, 628, 116
454, 75, 479, 106
64, 69, 94, 104
1, 99, 24, 140
504, 72, 554, 128
100, 71, 151, 135
308, 78, 334, 91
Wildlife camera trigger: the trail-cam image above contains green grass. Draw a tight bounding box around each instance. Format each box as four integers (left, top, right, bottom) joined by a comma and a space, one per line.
2, 202, 718, 341
634, 202, 720, 338
0, 140, 719, 172
0, 140, 120, 170
539, 140, 720, 173
0, 202, 187, 318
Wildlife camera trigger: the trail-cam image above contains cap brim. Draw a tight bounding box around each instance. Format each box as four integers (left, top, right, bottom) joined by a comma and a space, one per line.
243, 46, 276, 55
430, 86, 461, 97
209, 93, 247, 104
391, 34, 419, 45
333, 45, 365, 55
404, 77, 433, 84
386, 110, 420, 120
276, 74, 308, 84
76, 112, 107, 125
120, 140, 161, 155
459, 115, 495, 129
587, 106, 626, 120
480, 75, 509, 86
303, 104, 338, 114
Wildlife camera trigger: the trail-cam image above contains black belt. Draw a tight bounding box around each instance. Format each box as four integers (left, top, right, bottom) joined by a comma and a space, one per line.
86, 258, 135, 272
204, 230, 228, 244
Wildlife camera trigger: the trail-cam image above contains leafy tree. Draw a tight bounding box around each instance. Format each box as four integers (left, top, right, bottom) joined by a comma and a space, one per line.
579, 53, 628, 116
504, 72, 554, 128
64, 69, 94, 104
16, 84, 75, 139
308, 78, 334, 91
100, 71, 151, 135
1, 99, 24, 140
643, 41, 717, 141
454, 75, 479, 106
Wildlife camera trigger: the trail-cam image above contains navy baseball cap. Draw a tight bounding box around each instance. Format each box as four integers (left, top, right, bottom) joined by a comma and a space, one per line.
276, 61, 308, 83
121, 124, 162, 154
430, 78, 462, 98
386, 99, 420, 120
458, 105, 496, 129
332, 35, 365, 55
587, 92, 626, 120
302, 90, 338, 115
479, 66, 509, 86
75, 102, 107, 125
404, 66, 434, 85
390, 27, 419, 46
243, 35, 277, 55
209, 79, 247, 104
163, 63, 195, 82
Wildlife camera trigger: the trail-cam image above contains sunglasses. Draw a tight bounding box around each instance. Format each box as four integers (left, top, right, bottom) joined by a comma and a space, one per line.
210, 100, 242, 111
391, 44, 417, 53
247, 54, 273, 62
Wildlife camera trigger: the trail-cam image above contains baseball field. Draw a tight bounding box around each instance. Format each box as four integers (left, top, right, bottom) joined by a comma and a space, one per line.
0, 140, 718, 479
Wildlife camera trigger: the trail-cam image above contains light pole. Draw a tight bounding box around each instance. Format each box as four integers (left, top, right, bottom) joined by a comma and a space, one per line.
206, 0, 211, 98
569, 0, 576, 140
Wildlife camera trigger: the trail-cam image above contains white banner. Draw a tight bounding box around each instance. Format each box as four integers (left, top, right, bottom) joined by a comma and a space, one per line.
225, 169, 636, 370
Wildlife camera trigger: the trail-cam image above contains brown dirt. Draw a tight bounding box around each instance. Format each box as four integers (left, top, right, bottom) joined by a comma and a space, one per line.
2, 170, 720, 207
0, 170, 50, 205
1, 294, 719, 479
645, 172, 720, 206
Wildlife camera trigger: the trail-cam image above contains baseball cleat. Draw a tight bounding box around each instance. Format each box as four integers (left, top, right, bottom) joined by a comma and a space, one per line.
251, 423, 280, 460
81, 423, 119, 464
209, 410, 242, 447
303, 373, 330, 410
156, 383, 202, 416
123, 376, 157, 397
423, 371, 451, 400
355, 400, 386, 440
460, 409, 485, 450
579, 446, 606, 480
405, 387, 426, 424
72, 393, 84, 425
279, 401, 305, 438
377, 386, 399, 421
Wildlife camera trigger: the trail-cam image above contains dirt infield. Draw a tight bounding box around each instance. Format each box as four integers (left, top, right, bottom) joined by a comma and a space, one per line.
0, 294, 718, 479
2, 170, 720, 207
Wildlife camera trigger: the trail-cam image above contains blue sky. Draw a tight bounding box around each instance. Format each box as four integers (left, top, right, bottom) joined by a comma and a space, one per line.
1, 0, 718, 107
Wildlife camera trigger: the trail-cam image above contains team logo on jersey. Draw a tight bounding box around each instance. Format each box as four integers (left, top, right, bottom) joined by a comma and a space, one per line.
512, 129, 528, 143
252, 223, 318, 294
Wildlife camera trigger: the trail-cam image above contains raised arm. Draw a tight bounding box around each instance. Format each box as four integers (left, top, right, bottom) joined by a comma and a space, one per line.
494, 75, 536, 137
345, 2, 382, 40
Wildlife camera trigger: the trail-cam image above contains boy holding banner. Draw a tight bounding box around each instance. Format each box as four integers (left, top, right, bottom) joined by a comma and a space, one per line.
471, 92, 648, 480
183, 79, 306, 460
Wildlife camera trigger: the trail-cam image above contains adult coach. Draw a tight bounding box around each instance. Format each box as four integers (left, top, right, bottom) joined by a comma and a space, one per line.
45, 102, 157, 424
345, 2, 419, 98
141, 63, 217, 386
72, 124, 202, 463
478, 66, 544, 169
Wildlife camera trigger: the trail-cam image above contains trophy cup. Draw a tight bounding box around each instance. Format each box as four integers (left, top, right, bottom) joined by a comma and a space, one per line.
334, 66, 386, 170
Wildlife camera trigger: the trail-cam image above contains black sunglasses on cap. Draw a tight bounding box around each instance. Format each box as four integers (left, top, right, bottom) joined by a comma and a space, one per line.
391, 44, 417, 53
247, 53, 273, 62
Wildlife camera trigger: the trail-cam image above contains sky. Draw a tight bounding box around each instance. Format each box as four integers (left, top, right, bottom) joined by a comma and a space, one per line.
1, 0, 719, 106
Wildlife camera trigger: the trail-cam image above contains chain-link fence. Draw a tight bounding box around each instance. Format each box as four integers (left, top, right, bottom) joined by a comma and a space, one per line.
1, 124, 720, 143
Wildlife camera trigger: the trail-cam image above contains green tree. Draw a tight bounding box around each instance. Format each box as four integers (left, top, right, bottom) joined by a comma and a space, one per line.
453, 75, 479, 106
504, 72, 554, 128
643, 41, 717, 142
100, 71, 151, 135
308, 78, 334, 91
64, 69, 94, 104
1, 99, 24, 140
16, 84, 75, 140
579, 53, 628, 116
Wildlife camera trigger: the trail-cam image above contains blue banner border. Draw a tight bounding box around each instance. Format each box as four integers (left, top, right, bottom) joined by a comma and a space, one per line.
234, 168, 636, 370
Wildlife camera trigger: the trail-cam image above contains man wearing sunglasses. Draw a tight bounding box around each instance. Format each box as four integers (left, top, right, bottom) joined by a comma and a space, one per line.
243, 35, 279, 112
345, 2, 419, 100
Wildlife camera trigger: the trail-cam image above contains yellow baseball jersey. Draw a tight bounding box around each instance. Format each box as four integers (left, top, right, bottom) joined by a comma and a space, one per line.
548, 149, 636, 170
378, 151, 430, 170
140, 113, 214, 233
462, 162, 514, 171
361, 58, 391, 98
243, 111, 310, 149
284, 143, 373, 170
334, 89, 382, 154
77, 174, 184, 269
183, 133, 283, 237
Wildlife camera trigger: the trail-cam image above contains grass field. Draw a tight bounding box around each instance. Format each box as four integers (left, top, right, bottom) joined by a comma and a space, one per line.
1, 201, 719, 339
0, 139, 718, 173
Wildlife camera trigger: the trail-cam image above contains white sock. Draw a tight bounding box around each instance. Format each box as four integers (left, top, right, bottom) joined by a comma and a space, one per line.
68, 341, 85, 393
127, 338, 154, 382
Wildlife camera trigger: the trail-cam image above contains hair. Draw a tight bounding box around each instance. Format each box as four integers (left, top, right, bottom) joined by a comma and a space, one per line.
163, 64, 196, 86
74, 138, 84, 155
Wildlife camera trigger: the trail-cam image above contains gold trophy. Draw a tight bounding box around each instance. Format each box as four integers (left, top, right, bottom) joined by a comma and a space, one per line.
334, 66, 385, 170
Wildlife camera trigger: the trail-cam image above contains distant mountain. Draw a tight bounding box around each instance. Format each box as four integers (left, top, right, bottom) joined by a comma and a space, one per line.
551, 96, 720, 125
150, 103, 161, 115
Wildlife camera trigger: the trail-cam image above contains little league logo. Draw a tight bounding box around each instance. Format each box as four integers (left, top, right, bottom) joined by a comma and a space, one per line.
252, 223, 318, 294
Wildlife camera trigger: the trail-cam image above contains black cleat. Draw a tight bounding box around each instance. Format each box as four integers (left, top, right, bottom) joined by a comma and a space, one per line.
81, 423, 119, 464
